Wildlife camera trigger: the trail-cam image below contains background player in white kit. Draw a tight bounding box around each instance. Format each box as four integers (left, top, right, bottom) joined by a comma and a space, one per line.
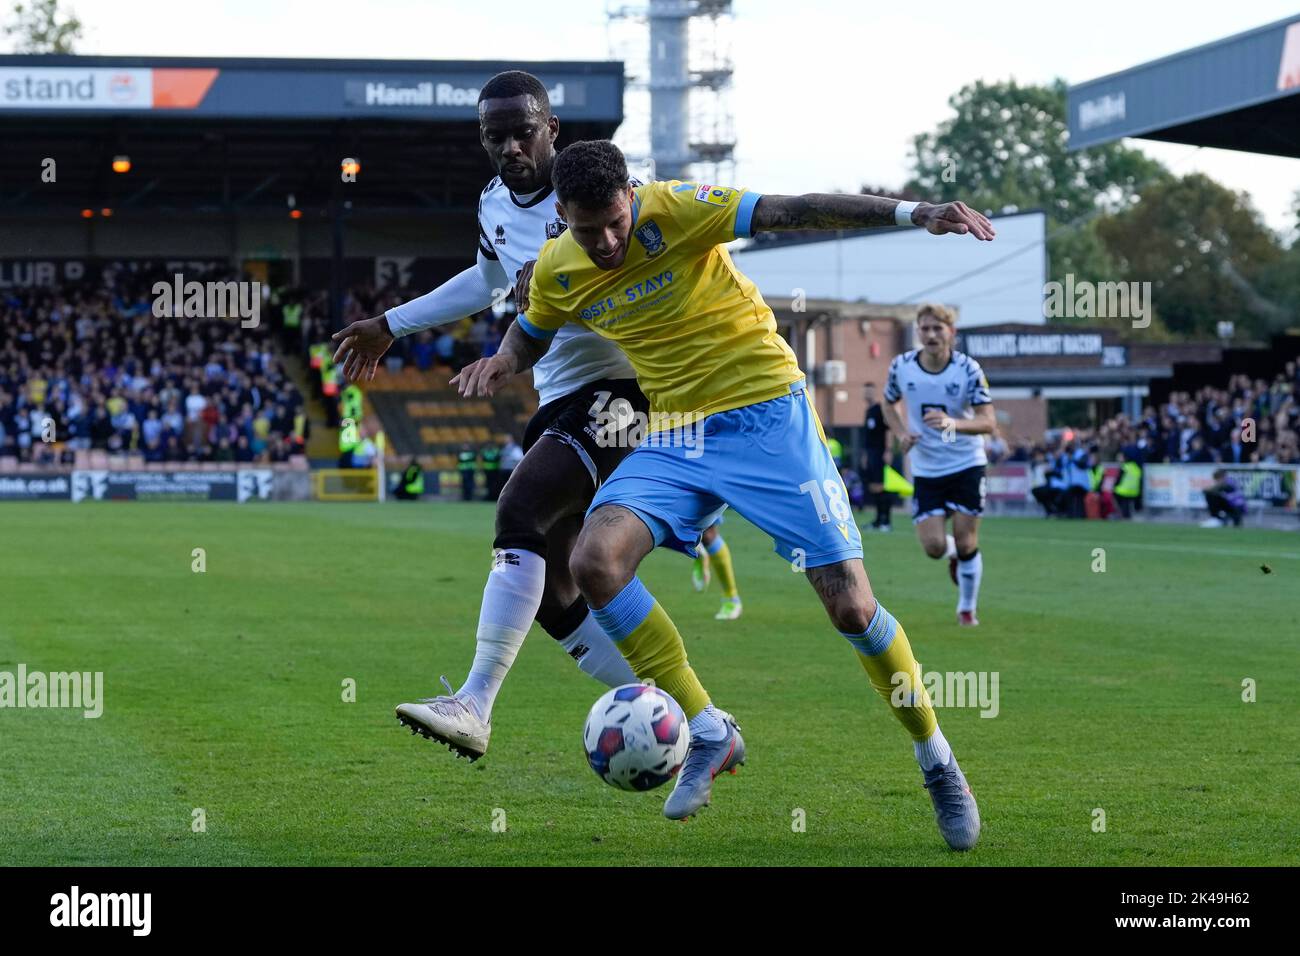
883, 304, 996, 627
331, 71, 643, 759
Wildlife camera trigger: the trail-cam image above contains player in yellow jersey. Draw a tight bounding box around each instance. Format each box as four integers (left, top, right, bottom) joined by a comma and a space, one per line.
452, 140, 995, 848
691, 517, 742, 621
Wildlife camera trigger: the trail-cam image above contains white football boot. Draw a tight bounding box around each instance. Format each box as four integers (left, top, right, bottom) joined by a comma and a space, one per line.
715, 597, 742, 620
395, 676, 490, 761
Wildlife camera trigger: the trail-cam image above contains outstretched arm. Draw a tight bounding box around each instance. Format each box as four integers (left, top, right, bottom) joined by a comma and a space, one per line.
331, 251, 506, 383
449, 319, 551, 398
751, 194, 995, 240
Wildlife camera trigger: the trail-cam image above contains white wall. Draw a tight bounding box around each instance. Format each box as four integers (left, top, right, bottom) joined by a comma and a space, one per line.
731, 210, 1047, 329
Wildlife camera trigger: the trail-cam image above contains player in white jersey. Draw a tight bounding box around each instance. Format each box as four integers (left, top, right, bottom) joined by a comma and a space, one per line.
883, 303, 996, 626
330, 71, 644, 759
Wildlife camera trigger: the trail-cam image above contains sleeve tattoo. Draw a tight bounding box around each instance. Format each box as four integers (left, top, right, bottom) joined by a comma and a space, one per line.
751, 194, 910, 232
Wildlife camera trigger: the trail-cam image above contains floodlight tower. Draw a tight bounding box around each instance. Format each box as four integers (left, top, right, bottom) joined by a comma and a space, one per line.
607, 0, 736, 183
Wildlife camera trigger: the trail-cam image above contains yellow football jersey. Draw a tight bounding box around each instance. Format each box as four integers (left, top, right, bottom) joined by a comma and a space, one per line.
521, 180, 803, 420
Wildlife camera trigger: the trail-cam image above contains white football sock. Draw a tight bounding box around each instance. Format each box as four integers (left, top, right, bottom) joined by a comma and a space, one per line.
914, 725, 954, 771
944, 534, 957, 560
957, 549, 983, 613
558, 610, 637, 687
687, 704, 728, 743
457, 548, 546, 720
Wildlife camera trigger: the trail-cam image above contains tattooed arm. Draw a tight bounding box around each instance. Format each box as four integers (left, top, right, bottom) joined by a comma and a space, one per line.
751, 194, 996, 240
450, 319, 550, 398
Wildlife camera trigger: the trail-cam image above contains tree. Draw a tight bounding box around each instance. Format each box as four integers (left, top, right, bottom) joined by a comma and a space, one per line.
1096, 173, 1287, 338
907, 78, 1168, 223
1049, 217, 1118, 288
3, 0, 82, 54
1257, 239, 1300, 332
905, 78, 1170, 303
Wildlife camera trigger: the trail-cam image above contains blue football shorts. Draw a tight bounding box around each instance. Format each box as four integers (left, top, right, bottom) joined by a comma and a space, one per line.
588, 382, 863, 568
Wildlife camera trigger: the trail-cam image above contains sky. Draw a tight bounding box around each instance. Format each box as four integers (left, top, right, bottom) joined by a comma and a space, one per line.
42, 0, 1300, 234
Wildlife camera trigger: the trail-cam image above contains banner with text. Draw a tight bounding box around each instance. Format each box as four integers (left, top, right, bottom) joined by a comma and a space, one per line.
71, 470, 273, 503
1143, 464, 1298, 511
0, 474, 72, 501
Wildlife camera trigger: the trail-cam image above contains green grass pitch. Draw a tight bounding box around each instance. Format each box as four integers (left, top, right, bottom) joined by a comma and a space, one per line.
1, 502, 1296, 866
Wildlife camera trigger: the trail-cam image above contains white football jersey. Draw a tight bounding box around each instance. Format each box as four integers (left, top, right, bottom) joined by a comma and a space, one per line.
884, 348, 991, 478
477, 177, 636, 406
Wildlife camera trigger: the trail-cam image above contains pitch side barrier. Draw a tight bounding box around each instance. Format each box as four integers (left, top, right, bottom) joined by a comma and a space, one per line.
981, 461, 1298, 524
0, 465, 313, 502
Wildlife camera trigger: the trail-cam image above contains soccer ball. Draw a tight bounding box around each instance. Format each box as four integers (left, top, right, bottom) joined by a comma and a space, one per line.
583, 683, 690, 791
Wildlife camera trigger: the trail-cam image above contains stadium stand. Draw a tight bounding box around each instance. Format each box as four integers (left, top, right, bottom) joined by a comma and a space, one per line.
0, 256, 534, 479
289, 282, 536, 475
0, 263, 308, 470
993, 366, 1300, 467
4, 259, 1292, 514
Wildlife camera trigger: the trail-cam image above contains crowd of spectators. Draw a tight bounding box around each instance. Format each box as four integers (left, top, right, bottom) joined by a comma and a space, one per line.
1091, 369, 1300, 466
379, 306, 510, 376
8, 260, 1298, 487
1004, 365, 1300, 520
989, 363, 1300, 468
290, 283, 511, 377
0, 264, 307, 466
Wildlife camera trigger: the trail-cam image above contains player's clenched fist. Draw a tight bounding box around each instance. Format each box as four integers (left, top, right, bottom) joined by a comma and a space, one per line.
922, 408, 955, 432
451, 353, 514, 397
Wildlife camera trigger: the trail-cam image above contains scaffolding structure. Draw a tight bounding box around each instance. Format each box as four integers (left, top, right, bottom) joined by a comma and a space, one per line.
607, 0, 736, 184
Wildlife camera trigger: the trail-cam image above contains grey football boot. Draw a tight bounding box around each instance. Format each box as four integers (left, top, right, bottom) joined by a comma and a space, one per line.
663, 712, 745, 820
922, 754, 981, 850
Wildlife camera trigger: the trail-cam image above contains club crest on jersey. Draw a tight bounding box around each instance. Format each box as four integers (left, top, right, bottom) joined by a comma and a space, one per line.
946, 381, 961, 396
545, 219, 568, 240
634, 220, 668, 258
695, 184, 734, 206
494, 224, 507, 245
555, 273, 571, 291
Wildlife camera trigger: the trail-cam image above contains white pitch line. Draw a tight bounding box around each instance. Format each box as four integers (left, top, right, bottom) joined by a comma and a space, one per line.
989, 534, 1300, 561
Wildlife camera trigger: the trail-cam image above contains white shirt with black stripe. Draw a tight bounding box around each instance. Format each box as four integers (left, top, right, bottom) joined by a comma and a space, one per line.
884, 348, 991, 478
477, 177, 636, 406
